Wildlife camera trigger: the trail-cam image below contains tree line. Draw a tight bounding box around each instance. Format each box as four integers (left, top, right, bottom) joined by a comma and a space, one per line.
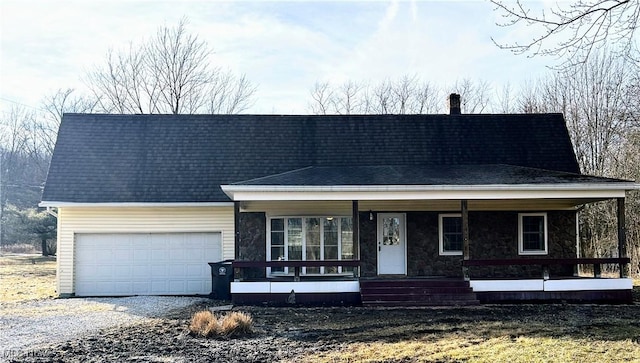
0, 19, 256, 255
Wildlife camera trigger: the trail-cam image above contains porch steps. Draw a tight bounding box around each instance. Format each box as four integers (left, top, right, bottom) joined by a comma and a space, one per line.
359, 279, 480, 306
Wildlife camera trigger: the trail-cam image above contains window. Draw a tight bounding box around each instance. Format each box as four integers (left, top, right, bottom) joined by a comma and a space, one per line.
439, 214, 463, 255
270, 219, 285, 272
518, 213, 547, 255
268, 216, 354, 275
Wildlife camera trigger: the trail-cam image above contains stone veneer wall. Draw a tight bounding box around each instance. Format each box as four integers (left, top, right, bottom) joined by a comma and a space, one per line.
236, 210, 577, 279
359, 210, 577, 278
359, 211, 378, 277
466, 211, 576, 278
236, 212, 266, 279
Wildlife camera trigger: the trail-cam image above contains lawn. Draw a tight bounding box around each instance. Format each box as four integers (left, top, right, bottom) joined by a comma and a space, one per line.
291, 304, 640, 362
292, 282, 640, 363
0, 254, 56, 302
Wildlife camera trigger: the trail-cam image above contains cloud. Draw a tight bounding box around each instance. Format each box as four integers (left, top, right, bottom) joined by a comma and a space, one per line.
0, 0, 553, 114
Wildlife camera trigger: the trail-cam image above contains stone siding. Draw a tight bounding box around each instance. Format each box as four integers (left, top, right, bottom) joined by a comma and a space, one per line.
236, 212, 266, 279
360, 210, 577, 278
359, 212, 378, 277
235, 210, 577, 279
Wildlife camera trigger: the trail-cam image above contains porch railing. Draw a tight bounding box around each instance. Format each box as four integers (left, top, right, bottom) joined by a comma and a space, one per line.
232, 260, 361, 281
462, 257, 630, 280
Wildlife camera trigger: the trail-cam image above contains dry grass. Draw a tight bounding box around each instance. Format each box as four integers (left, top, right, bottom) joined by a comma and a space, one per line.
292, 280, 640, 363
1, 243, 39, 254
308, 335, 640, 363
189, 310, 253, 338
0, 254, 56, 302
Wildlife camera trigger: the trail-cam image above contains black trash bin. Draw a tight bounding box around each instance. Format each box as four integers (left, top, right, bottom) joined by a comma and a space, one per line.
209, 260, 234, 300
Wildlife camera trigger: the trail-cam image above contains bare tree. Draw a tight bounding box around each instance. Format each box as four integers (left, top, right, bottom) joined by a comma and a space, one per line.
449, 78, 492, 114
39, 89, 99, 157
309, 82, 334, 115
491, 0, 640, 67
0, 107, 35, 247
618, 130, 640, 276
308, 75, 444, 115
494, 83, 517, 113
87, 18, 256, 114
516, 52, 639, 273
538, 52, 634, 175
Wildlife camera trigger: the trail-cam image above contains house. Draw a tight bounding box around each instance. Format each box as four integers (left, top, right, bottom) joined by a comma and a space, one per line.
41, 95, 637, 304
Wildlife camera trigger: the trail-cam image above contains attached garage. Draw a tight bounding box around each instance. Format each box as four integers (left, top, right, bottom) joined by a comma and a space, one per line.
74, 232, 222, 296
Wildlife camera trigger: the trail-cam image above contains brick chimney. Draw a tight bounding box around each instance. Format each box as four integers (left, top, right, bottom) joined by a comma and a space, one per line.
449, 93, 461, 115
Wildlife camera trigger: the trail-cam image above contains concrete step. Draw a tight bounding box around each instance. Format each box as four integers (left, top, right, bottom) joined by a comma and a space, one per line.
359, 279, 479, 306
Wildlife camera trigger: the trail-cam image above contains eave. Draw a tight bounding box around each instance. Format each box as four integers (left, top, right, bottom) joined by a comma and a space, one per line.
38, 201, 234, 208
221, 183, 639, 202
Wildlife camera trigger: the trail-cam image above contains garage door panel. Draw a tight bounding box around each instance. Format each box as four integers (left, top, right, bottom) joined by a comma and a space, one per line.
186, 263, 204, 277
113, 266, 132, 279
75, 232, 222, 296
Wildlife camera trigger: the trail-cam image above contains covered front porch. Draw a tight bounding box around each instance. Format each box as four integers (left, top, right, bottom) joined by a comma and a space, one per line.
222, 165, 636, 305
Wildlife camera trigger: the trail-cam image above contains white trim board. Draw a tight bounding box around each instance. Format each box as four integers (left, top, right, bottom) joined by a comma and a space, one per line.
39, 202, 234, 208
469, 279, 633, 292
222, 183, 635, 201
231, 281, 360, 294
543, 278, 633, 291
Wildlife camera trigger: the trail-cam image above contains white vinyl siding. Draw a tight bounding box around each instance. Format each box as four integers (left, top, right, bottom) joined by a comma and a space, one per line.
56, 206, 234, 296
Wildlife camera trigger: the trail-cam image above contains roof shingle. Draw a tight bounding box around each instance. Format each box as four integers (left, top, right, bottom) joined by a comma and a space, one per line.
42, 113, 582, 203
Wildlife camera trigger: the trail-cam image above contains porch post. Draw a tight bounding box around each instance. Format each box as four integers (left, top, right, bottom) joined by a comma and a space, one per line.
352, 200, 360, 277
617, 197, 627, 278
461, 200, 470, 281
234, 201, 240, 258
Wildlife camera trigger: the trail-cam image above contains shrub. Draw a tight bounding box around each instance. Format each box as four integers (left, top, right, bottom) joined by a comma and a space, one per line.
189, 311, 219, 337
1, 243, 38, 254
188, 310, 253, 338
220, 311, 253, 337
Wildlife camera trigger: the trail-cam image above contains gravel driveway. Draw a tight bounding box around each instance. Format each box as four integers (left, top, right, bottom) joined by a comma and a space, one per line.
0, 296, 208, 358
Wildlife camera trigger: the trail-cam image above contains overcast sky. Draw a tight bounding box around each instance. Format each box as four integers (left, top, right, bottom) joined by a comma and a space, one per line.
0, 0, 554, 115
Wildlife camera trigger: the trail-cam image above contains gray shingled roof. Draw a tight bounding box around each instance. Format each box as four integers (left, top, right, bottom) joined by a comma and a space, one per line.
43, 113, 584, 203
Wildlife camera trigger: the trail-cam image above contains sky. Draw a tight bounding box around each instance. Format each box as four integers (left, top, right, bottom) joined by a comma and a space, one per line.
0, 0, 555, 115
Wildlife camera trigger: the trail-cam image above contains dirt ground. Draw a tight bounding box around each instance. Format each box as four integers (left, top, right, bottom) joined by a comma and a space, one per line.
8, 299, 640, 363
3, 255, 639, 362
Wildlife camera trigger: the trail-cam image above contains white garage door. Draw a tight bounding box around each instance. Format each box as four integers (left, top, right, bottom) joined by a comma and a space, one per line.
75, 232, 222, 296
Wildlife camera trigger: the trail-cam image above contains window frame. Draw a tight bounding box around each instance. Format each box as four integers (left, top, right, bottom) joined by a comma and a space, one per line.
518, 212, 548, 255
438, 213, 463, 256
266, 216, 354, 276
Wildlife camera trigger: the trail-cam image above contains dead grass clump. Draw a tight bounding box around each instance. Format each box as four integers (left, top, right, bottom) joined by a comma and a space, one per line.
220, 311, 254, 336
189, 311, 220, 337
189, 310, 253, 338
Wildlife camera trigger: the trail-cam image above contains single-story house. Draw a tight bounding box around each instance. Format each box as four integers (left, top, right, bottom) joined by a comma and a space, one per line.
41, 95, 637, 304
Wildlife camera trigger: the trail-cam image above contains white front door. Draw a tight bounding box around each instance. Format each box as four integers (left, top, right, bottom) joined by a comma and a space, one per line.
377, 213, 406, 275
